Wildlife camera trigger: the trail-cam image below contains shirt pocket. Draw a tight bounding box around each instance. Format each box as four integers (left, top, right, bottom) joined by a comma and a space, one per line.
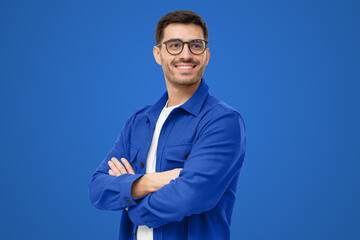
127, 144, 140, 172
163, 143, 192, 170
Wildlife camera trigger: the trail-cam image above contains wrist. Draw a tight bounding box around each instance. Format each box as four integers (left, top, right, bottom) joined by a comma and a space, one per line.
131, 174, 156, 199
143, 173, 159, 193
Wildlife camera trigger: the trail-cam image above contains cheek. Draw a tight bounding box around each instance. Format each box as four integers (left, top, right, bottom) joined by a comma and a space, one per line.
163, 57, 176, 68
195, 54, 207, 65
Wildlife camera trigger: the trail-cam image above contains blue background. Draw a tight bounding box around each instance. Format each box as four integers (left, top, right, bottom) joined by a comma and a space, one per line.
1, 0, 359, 239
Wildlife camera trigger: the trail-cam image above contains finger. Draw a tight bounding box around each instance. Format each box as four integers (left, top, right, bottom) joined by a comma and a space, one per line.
108, 169, 115, 176
111, 157, 128, 174
121, 158, 135, 174
108, 161, 121, 176
108, 161, 119, 175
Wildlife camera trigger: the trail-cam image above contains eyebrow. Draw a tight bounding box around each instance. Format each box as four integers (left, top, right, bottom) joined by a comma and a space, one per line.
165, 38, 204, 42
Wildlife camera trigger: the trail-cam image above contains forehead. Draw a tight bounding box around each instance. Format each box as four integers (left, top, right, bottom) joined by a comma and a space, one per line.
162, 23, 204, 41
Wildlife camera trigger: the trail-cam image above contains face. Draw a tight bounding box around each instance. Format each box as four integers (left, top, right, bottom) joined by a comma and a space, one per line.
153, 23, 210, 87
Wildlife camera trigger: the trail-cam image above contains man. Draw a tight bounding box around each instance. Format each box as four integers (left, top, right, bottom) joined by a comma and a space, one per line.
89, 10, 246, 240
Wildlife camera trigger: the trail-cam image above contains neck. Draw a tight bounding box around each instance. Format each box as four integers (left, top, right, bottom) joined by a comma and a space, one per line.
165, 79, 201, 107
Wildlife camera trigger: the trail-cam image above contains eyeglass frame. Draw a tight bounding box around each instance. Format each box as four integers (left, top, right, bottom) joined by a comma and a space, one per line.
157, 38, 209, 55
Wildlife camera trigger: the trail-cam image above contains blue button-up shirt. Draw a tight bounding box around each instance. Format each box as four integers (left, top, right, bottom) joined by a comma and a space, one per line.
89, 78, 246, 240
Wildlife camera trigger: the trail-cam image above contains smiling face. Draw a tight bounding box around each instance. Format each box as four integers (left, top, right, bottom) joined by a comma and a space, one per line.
153, 23, 210, 87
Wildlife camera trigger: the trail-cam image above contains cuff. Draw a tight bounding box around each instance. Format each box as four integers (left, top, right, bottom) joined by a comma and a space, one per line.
107, 173, 145, 208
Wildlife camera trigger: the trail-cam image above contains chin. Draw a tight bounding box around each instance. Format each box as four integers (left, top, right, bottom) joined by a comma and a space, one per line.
168, 77, 201, 86
166, 72, 203, 86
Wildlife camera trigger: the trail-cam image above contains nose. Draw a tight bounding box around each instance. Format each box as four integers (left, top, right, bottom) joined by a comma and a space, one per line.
178, 43, 192, 60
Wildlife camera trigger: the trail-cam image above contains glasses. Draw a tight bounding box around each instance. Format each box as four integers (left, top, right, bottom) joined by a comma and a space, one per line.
157, 39, 208, 55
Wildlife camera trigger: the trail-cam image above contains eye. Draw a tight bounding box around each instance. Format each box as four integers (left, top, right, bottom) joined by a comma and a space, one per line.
190, 40, 204, 49
167, 40, 182, 49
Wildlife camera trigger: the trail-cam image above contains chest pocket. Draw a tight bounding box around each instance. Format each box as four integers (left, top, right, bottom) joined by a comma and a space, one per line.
128, 144, 140, 173
163, 143, 192, 170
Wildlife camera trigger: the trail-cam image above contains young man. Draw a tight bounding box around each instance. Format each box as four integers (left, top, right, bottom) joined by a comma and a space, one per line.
89, 10, 246, 240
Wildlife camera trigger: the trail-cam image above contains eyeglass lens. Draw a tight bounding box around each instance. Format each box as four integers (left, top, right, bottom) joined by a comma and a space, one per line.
166, 39, 206, 55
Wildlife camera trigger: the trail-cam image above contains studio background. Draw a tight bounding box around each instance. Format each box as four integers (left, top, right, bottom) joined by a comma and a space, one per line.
1, 0, 359, 239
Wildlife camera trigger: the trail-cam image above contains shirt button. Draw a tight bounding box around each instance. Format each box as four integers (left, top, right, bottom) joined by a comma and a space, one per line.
140, 162, 144, 168
126, 198, 131, 203
185, 153, 189, 159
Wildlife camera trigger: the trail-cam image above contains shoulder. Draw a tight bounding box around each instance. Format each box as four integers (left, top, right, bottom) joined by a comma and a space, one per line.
121, 104, 151, 129
131, 104, 152, 119
201, 94, 245, 127
195, 94, 246, 149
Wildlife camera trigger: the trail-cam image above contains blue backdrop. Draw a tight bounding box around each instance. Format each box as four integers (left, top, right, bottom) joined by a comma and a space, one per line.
1, 0, 359, 239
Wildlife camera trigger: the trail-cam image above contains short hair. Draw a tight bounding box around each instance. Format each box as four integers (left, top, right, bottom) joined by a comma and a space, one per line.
155, 10, 208, 45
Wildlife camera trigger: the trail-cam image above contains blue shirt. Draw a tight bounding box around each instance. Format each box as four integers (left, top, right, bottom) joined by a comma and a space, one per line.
89, 78, 246, 240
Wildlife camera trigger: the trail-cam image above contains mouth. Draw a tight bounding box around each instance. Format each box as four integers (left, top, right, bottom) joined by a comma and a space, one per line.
174, 64, 197, 72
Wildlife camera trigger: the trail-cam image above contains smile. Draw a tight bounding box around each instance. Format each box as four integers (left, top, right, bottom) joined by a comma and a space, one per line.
178, 66, 193, 69
174, 64, 197, 70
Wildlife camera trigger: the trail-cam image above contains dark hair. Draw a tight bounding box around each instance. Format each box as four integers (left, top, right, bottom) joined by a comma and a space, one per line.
155, 10, 208, 45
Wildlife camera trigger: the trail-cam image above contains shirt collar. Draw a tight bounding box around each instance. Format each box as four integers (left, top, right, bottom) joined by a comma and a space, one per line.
146, 78, 209, 117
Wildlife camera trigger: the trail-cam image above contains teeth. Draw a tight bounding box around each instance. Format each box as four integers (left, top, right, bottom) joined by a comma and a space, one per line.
177, 66, 193, 69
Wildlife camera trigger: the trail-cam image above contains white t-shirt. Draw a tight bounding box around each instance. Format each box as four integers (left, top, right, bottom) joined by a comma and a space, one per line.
136, 101, 181, 240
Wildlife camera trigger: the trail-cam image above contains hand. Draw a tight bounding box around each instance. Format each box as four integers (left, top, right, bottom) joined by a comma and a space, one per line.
107, 157, 182, 206
108, 157, 135, 176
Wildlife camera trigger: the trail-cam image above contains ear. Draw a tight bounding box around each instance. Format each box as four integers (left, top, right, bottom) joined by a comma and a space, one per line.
204, 48, 210, 67
153, 46, 162, 65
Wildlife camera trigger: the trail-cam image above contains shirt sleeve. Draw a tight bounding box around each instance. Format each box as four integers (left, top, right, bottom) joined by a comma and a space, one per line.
127, 109, 246, 228
88, 115, 145, 211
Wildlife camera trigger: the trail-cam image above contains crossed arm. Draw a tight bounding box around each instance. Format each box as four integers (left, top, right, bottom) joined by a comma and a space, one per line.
90, 110, 245, 228
88, 127, 182, 212
108, 157, 182, 199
